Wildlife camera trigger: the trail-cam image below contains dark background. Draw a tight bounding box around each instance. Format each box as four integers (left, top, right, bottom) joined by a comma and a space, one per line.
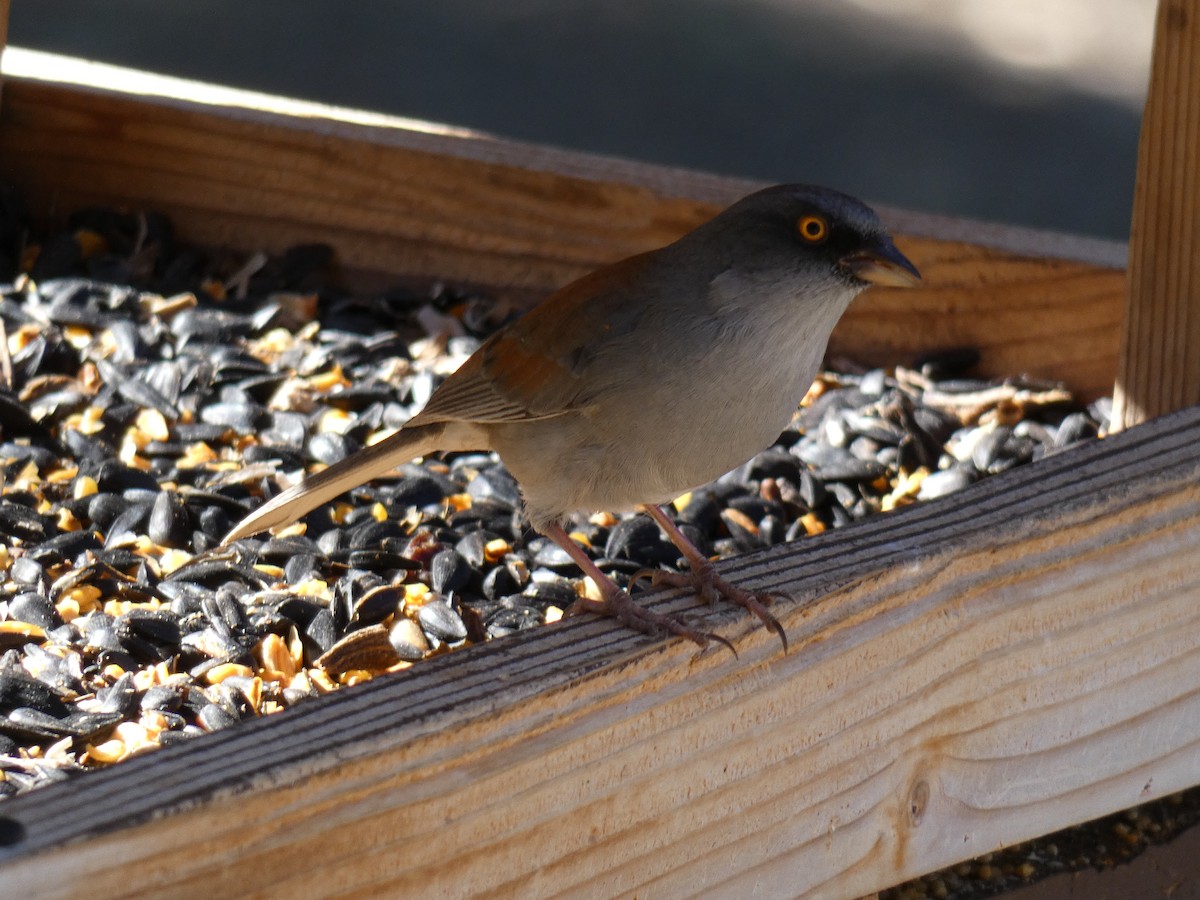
7, 0, 1156, 239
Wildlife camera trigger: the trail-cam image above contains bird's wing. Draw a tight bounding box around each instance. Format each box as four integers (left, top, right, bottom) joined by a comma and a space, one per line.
410, 251, 656, 426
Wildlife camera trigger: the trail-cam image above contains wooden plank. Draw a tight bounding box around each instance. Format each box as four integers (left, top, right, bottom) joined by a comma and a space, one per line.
0, 407, 1197, 899
1113, 0, 1200, 429
0, 49, 1127, 400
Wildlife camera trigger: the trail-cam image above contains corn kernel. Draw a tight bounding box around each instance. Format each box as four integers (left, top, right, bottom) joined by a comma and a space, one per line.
73, 475, 99, 499
135, 408, 171, 442
801, 513, 827, 536
205, 662, 254, 684
403, 583, 430, 606
257, 633, 297, 680
56, 508, 82, 532
483, 538, 510, 563
85, 739, 126, 764
308, 364, 350, 393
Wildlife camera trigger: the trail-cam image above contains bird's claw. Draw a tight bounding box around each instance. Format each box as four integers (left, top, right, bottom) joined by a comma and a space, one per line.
571, 590, 736, 657
631, 564, 788, 653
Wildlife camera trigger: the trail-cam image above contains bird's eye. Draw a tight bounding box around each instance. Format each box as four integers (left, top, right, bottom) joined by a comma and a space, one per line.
796, 215, 828, 243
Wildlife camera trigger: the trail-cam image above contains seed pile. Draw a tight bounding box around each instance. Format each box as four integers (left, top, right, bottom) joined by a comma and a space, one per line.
0, 195, 1109, 799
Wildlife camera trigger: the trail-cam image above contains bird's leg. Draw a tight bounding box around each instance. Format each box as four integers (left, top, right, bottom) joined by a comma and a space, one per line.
637, 504, 788, 651
543, 522, 733, 654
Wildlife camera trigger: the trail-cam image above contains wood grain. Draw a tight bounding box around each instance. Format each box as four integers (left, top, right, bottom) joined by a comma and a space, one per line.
0, 49, 1127, 400
1113, 0, 1200, 428
0, 407, 1197, 899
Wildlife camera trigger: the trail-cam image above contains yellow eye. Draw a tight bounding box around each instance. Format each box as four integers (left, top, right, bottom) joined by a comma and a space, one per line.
797, 215, 828, 243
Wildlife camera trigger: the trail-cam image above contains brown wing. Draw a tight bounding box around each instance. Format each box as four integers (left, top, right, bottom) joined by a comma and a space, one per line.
409, 250, 657, 426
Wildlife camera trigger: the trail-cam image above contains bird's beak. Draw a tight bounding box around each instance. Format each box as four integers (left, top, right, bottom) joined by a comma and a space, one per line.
840, 238, 922, 288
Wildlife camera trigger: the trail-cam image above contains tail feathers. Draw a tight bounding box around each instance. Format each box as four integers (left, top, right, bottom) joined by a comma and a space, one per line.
221, 423, 446, 544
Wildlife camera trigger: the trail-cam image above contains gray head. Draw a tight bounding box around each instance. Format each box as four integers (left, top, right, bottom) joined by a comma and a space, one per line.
681, 183, 921, 289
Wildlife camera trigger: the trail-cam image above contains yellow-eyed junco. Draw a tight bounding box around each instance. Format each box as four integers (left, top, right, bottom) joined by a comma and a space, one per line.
223, 184, 921, 650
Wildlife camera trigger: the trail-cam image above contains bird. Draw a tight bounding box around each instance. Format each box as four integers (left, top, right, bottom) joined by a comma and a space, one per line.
222, 184, 921, 650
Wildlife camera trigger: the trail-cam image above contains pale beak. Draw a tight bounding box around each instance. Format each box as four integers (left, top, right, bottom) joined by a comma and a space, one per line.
840, 238, 922, 288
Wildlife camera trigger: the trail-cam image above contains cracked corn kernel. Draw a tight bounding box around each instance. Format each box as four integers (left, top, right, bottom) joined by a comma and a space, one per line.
178, 442, 219, 468
118, 435, 151, 470
132, 670, 156, 692
103, 598, 163, 617
237, 677, 263, 711
141, 291, 197, 318
135, 408, 171, 442
0, 621, 44, 639
800, 512, 826, 536
114, 721, 158, 755
287, 626, 303, 667
257, 633, 298, 680
86, 744, 127, 763
205, 663, 254, 684
63, 325, 93, 350
8, 322, 39, 352
308, 669, 337, 693
483, 538, 510, 563
307, 364, 350, 393
722, 507, 758, 535
72, 405, 106, 436
881, 468, 928, 512
61, 585, 102, 612
581, 577, 604, 604
295, 578, 330, 599
57, 508, 82, 531
158, 549, 193, 574
403, 583, 430, 606
319, 408, 353, 434
73, 475, 99, 499
86, 739, 127, 764
140, 710, 170, 735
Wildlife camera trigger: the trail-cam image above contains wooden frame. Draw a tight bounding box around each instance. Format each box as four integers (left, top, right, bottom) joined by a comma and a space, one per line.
1, 5, 1197, 896
0, 47, 1126, 401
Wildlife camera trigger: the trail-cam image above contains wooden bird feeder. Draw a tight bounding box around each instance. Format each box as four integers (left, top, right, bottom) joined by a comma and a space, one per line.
0, 1, 1197, 896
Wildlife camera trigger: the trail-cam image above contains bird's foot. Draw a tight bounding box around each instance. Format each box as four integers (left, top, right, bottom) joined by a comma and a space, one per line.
546, 521, 734, 653
632, 560, 788, 652
570, 590, 736, 656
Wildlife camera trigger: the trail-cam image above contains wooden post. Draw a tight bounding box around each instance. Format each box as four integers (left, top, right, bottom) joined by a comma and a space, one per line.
0, 0, 9, 104
1113, 0, 1200, 429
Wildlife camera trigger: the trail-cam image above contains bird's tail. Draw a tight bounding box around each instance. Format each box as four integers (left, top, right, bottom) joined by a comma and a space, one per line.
221, 422, 446, 544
